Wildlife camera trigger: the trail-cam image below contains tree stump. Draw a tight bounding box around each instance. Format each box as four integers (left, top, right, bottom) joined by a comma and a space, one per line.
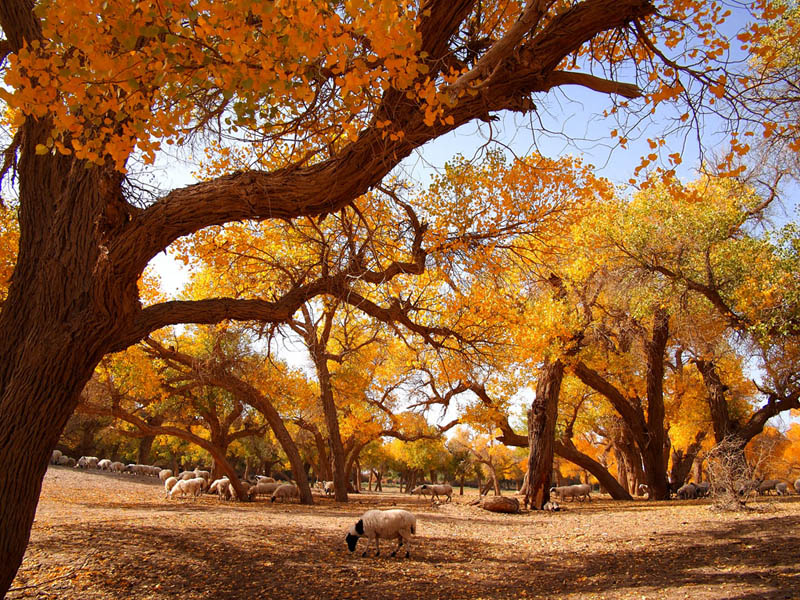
472, 495, 520, 514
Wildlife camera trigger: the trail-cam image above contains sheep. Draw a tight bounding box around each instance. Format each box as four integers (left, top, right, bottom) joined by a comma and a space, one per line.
694, 482, 711, 498
50, 450, 62, 465
271, 483, 299, 503
345, 509, 416, 558
169, 477, 205, 499
249, 481, 281, 500
158, 469, 174, 482
97, 459, 112, 471
193, 468, 211, 484
324, 481, 335, 496
77, 456, 99, 469
419, 483, 453, 503
177, 470, 196, 481
56, 455, 72, 466
757, 479, 781, 495
795, 478, 800, 495
550, 484, 591, 502
110, 461, 125, 473
163, 476, 179, 498
543, 501, 560, 511
209, 477, 233, 501
410, 484, 435, 501
775, 482, 789, 496
255, 475, 275, 484
676, 483, 697, 500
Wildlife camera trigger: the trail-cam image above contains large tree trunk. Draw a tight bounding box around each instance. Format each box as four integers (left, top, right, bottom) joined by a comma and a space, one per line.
669, 430, 707, 486
525, 360, 564, 510
0, 114, 140, 593
641, 308, 670, 500
312, 351, 349, 502
694, 359, 737, 444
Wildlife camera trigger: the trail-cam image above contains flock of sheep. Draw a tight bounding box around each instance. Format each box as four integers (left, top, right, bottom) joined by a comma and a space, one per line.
166, 472, 303, 503
671, 478, 800, 500
52, 449, 800, 559
50, 450, 164, 477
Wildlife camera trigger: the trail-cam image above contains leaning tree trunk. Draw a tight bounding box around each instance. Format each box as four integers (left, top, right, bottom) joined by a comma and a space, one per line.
0, 133, 142, 595
554, 438, 632, 500
525, 360, 564, 510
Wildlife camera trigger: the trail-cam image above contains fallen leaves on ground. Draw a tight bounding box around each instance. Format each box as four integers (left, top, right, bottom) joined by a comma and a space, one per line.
8, 468, 800, 599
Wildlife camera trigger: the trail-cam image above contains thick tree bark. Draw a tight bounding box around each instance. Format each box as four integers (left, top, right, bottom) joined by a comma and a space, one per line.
669, 430, 707, 486
315, 357, 348, 502
495, 399, 632, 500
571, 310, 670, 500
0, 0, 658, 592
525, 360, 564, 510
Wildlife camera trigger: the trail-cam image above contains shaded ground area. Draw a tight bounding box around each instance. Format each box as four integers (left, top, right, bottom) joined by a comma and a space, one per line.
9, 467, 800, 599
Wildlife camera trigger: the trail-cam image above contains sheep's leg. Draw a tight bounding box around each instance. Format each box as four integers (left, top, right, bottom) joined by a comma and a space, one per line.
374, 535, 381, 557
390, 536, 404, 557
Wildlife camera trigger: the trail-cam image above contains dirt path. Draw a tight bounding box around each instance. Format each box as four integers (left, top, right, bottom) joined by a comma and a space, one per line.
8, 467, 800, 599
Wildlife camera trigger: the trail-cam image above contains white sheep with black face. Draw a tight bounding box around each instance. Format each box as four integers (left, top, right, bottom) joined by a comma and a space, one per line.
345, 509, 416, 558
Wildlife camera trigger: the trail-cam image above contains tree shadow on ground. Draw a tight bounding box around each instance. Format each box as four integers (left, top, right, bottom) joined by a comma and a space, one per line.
16, 509, 800, 600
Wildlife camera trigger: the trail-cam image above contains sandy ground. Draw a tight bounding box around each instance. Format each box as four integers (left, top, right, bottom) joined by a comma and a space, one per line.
7, 467, 800, 599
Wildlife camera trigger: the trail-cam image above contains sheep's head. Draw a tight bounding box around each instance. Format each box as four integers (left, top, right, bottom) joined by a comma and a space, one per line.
345, 519, 364, 552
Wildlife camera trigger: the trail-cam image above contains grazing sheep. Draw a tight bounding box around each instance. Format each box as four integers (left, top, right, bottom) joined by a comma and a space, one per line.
77, 456, 99, 469
346, 509, 417, 558
249, 481, 281, 500
158, 469, 174, 482
255, 476, 275, 484
324, 481, 335, 496
424, 483, 453, 503
51, 450, 62, 465
97, 459, 112, 471
56, 455, 72, 466
209, 477, 233, 501
193, 468, 211, 484
757, 479, 781, 495
676, 483, 697, 500
775, 482, 789, 496
270, 483, 299, 503
694, 482, 711, 498
109, 461, 125, 473
169, 477, 204, 499
550, 484, 591, 502
163, 476, 179, 498
177, 470, 196, 481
